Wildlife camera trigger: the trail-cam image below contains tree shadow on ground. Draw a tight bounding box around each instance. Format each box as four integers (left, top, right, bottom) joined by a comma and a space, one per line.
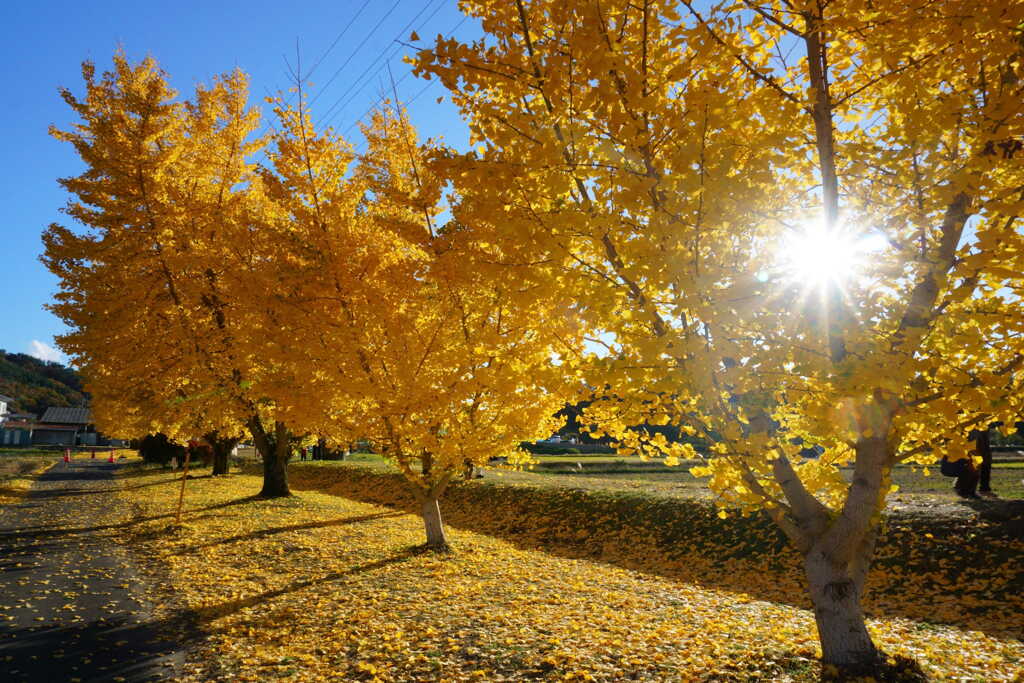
22, 477, 176, 500
284, 473, 1024, 642
178, 511, 408, 553
0, 613, 186, 682
0, 495, 261, 543
960, 498, 1024, 535
191, 550, 419, 623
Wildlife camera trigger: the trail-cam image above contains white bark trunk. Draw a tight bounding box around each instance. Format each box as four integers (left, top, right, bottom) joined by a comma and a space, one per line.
805, 550, 878, 671
421, 496, 449, 550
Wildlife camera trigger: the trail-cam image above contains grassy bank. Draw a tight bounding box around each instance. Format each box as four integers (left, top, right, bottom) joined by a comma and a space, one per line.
0, 458, 52, 505
272, 461, 1024, 637
118, 469, 1023, 681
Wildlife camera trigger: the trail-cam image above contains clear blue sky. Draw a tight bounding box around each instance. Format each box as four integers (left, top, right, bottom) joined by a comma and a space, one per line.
1, 0, 479, 365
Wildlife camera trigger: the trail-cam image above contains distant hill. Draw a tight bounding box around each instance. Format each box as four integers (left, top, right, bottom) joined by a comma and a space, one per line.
0, 350, 87, 418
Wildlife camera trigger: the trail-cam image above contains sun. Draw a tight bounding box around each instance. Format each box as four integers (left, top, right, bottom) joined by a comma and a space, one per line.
779, 220, 873, 291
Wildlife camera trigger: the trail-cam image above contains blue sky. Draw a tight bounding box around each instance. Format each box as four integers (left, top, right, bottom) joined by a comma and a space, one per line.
1, 0, 479, 364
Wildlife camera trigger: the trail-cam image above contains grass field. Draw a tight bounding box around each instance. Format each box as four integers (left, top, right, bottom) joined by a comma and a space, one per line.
117, 469, 1023, 682
0, 448, 70, 458
521, 459, 1024, 500
233, 446, 1024, 502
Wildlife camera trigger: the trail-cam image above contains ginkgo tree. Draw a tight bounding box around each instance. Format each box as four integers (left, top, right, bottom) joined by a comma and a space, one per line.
251, 99, 577, 549
416, 0, 1024, 672
43, 53, 295, 496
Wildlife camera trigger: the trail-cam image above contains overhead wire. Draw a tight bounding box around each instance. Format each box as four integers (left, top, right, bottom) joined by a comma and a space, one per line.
307, 0, 406, 108
252, 0, 403, 161
316, 0, 447, 128
345, 14, 470, 150
255, 5, 471, 165
305, 0, 374, 81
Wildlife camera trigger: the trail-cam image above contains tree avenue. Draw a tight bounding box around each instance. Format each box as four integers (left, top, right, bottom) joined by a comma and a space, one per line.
416, 0, 1024, 672
41, 0, 1023, 673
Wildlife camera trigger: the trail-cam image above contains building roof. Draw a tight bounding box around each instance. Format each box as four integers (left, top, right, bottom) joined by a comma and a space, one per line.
0, 394, 14, 403
33, 424, 79, 431
1, 420, 34, 430
40, 406, 92, 425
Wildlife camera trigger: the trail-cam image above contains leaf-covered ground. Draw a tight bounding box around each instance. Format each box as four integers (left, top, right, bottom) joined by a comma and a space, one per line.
119, 470, 1023, 681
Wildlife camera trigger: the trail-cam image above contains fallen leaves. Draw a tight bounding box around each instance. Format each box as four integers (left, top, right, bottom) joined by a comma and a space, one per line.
119, 470, 1024, 681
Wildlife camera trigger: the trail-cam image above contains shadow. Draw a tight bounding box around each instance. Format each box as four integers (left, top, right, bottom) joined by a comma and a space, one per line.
0, 495, 263, 544
191, 550, 418, 623
959, 497, 1024, 534
0, 613, 186, 682
114, 464, 221, 480
180, 511, 407, 552
34, 465, 118, 482
284, 472, 1024, 641
20, 477, 175, 500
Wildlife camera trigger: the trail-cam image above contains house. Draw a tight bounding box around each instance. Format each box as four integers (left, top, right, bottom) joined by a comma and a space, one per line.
0, 419, 34, 446
0, 394, 13, 423
33, 406, 94, 446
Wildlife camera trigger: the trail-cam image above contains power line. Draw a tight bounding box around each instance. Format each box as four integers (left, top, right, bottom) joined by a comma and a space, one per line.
305, 0, 374, 81
307, 0, 406, 108
344, 14, 470, 147
350, 73, 448, 154
252, 0, 394, 162
316, 0, 447, 127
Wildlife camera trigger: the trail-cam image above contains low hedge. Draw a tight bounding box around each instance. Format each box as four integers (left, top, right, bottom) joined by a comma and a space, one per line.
520, 441, 615, 455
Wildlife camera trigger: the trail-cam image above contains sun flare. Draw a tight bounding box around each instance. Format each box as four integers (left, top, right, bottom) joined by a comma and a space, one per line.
779, 221, 880, 292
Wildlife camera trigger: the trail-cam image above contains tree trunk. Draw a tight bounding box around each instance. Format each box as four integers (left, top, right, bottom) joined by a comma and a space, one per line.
204, 432, 239, 476
247, 416, 292, 498
212, 449, 230, 476
420, 495, 449, 551
260, 452, 290, 497
801, 435, 888, 674
805, 549, 878, 672
976, 428, 993, 493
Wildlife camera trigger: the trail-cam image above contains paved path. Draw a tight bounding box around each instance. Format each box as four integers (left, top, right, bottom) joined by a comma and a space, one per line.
0, 459, 184, 682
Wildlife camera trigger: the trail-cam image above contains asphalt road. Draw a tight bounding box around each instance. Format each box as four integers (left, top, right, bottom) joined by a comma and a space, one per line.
0, 459, 184, 682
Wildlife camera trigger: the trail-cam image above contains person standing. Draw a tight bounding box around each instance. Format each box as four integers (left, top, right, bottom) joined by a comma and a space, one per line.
974, 427, 997, 498
941, 452, 980, 498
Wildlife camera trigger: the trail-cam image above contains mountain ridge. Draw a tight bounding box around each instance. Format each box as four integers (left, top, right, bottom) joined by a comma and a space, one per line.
0, 350, 87, 418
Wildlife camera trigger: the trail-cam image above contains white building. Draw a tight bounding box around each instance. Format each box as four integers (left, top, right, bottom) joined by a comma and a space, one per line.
0, 394, 12, 423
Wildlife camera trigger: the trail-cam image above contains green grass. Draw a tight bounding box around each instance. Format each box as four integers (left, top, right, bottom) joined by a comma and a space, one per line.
0, 448, 68, 458
232, 444, 1024, 501
519, 458, 1024, 500
890, 463, 1024, 499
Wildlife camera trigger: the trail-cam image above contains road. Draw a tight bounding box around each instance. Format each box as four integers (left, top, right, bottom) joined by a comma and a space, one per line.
0, 459, 184, 682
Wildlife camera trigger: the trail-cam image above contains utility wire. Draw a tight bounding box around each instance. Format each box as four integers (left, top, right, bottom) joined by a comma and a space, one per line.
252, 0, 397, 161
344, 14, 470, 146
316, 0, 447, 127
307, 0, 406, 108
305, 0, 374, 81
351, 72, 449, 154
